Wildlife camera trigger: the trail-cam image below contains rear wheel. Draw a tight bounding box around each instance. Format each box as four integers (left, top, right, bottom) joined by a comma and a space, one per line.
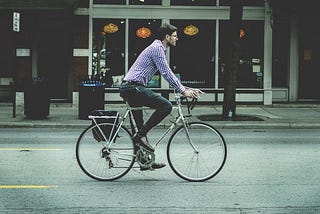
76, 123, 135, 181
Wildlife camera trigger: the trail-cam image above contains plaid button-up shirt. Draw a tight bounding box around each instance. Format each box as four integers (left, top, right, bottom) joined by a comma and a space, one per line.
123, 39, 185, 93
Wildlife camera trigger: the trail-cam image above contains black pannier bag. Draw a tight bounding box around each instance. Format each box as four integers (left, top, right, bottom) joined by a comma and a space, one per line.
90, 110, 119, 142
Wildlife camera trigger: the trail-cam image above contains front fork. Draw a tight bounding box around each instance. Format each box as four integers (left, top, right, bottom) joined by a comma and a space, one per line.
181, 119, 199, 154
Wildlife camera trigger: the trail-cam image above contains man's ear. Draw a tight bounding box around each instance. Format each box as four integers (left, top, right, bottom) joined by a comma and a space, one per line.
165, 34, 170, 41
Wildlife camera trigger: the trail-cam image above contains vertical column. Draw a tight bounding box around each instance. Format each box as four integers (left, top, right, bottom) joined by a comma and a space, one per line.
263, 1, 273, 105
161, 18, 170, 90
215, 19, 219, 90
73, 1, 90, 106
289, 14, 299, 102
88, 0, 93, 77
125, 18, 129, 74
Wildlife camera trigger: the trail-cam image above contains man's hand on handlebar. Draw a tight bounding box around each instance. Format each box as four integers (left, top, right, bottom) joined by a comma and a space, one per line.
182, 87, 205, 98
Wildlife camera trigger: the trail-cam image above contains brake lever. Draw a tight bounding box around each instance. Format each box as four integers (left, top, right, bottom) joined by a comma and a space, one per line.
180, 96, 198, 115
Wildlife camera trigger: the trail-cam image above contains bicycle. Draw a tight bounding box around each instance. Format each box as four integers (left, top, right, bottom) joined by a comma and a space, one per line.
76, 91, 227, 182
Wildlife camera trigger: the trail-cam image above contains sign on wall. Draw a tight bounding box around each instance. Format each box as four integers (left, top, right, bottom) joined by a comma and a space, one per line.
13, 12, 20, 32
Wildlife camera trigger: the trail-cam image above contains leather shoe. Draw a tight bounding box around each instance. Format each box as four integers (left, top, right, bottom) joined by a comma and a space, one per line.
140, 162, 166, 171
132, 133, 155, 152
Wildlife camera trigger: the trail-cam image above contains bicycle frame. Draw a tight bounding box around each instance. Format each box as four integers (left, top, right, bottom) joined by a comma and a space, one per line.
122, 93, 187, 149
89, 92, 199, 152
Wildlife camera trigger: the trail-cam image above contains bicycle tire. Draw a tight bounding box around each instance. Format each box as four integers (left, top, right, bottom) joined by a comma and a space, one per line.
76, 123, 135, 181
167, 122, 227, 182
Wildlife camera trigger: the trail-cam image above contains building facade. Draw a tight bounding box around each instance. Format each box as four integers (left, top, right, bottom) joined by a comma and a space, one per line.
1, 0, 319, 105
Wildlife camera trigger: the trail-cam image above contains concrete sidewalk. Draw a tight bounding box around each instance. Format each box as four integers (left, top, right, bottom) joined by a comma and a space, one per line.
1, 103, 320, 129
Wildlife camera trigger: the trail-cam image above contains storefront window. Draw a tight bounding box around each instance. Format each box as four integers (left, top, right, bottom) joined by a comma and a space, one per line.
93, 0, 126, 4
170, 20, 216, 88
129, 19, 162, 87
171, 0, 215, 6
93, 0, 161, 5
219, 0, 264, 6
129, 0, 162, 5
92, 19, 125, 87
219, 20, 264, 88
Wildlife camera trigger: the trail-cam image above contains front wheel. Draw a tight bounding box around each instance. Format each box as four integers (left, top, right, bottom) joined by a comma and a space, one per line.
167, 122, 227, 182
76, 123, 135, 181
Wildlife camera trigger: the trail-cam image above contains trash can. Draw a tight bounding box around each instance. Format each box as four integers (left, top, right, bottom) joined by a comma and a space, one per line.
24, 77, 50, 119
78, 80, 105, 120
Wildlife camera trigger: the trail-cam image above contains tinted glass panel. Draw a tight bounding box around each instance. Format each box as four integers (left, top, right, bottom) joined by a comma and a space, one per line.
130, 0, 162, 5
219, 20, 264, 88
219, 0, 264, 6
93, 19, 125, 87
93, 0, 126, 4
129, 19, 162, 87
170, 20, 216, 88
171, 0, 215, 6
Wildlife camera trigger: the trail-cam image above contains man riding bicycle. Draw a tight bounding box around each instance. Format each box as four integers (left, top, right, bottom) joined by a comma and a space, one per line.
119, 23, 202, 171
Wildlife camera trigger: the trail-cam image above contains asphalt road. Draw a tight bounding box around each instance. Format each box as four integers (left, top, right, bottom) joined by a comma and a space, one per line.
0, 128, 320, 213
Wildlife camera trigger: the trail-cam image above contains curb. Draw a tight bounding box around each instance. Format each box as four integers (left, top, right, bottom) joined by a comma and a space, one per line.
1, 121, 320, 129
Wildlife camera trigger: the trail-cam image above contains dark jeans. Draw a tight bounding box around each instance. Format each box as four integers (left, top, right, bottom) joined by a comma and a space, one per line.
119, 83, 172, 137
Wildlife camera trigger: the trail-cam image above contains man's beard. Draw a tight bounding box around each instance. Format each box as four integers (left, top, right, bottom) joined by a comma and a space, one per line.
168, 42, 175, 47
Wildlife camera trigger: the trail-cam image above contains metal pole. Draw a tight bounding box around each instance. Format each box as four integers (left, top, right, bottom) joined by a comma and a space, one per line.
12, 82, 16, 118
